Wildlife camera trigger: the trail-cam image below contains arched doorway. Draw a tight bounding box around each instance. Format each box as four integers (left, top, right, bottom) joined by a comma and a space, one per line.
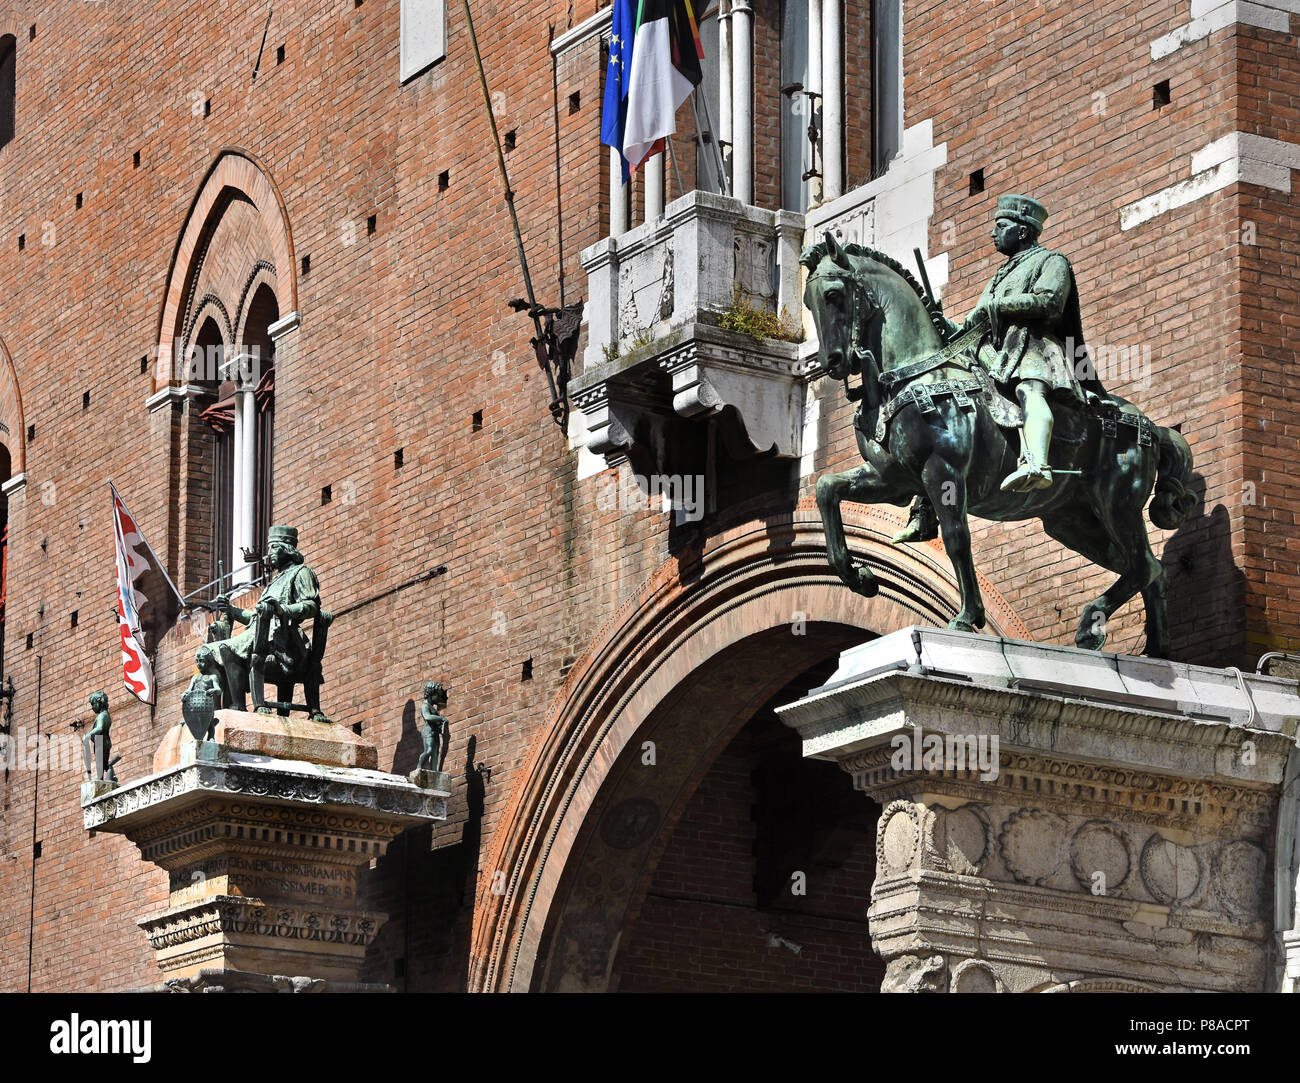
538, 622, 879, 991
472, 504, 1030, 991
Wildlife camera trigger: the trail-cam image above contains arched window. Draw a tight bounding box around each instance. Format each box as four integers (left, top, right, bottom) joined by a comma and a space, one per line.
153, 152, 296, 597
0, 34, 15, 150
240, 284, 278, 571
194, 316, 235, 587
0, 443, 9, 669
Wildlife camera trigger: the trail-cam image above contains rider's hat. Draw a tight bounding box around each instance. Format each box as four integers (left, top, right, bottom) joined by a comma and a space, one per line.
996, 194, 1048, 234
267, 525, 299, 546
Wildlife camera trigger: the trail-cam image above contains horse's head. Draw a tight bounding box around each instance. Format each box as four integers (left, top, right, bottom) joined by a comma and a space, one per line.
801, 232, 877, 382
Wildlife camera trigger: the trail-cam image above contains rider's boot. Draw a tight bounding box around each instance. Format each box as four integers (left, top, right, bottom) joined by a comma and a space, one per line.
892, 495, 939, 543
1000, 383, 1055, 493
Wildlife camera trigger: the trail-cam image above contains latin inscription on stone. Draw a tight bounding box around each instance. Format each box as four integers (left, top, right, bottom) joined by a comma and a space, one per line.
168, 855, 358, 906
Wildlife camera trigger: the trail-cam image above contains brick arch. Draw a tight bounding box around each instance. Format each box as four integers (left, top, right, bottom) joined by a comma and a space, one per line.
189, 296, 233, 346
470, 502, 1031, 991
0, 333, 24, 476
152, 150, 295, 394
234, 263, 279, 345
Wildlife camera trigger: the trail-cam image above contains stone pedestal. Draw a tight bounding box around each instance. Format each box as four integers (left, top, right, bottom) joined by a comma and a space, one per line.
82, 710, 450, 991
777, 628, 1300, 993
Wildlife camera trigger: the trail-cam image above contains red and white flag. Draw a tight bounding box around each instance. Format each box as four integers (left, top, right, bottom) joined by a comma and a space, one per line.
111, 484, 183, 705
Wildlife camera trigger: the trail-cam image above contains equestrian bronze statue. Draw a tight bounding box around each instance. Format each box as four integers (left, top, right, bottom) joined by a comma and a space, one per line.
804, 195, 1196, 657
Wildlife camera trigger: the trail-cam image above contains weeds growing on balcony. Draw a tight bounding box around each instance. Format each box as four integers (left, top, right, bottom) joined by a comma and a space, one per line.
719, 290, 803, 342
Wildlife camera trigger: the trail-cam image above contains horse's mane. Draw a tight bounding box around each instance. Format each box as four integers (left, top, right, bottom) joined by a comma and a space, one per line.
801, 240, 951, 342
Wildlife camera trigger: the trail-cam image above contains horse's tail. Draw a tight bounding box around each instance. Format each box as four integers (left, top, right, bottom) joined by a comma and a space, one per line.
1150, 425, 1196, 530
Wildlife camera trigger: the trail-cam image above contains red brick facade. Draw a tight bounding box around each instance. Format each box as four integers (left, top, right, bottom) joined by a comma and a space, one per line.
0, 0, 1294, 992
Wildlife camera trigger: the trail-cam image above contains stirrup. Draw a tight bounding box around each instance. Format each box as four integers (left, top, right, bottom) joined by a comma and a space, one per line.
892, 508, 939, 544
1000, 455, 1053, 493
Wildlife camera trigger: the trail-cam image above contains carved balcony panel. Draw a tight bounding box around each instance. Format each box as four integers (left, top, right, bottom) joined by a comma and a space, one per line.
575, 191, 811, 475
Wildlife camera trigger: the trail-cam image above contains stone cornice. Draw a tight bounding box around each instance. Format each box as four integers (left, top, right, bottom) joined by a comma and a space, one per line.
777, 629, 1300, 787
549, 7, 610, 57
82, 755, 448, 832
267, 310, 300, 341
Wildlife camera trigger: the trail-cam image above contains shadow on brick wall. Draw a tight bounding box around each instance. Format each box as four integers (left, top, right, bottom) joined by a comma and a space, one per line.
1161, 474, 1246, 668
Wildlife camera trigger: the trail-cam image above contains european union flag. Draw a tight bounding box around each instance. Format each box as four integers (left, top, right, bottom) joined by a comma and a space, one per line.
600, 0, 637, 184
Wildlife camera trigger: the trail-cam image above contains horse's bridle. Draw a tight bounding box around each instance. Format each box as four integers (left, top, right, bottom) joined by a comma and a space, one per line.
808, 266, 879, 402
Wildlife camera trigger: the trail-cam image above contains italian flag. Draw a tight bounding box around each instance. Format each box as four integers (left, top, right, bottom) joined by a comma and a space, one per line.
623, 0, 704, 172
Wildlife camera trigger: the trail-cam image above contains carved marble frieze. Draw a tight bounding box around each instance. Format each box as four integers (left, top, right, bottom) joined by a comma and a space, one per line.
140, 896, 383, 952
82, 757, 448, 832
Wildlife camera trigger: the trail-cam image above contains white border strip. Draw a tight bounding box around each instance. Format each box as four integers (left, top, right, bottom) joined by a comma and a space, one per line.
1120, 132, 1300, 230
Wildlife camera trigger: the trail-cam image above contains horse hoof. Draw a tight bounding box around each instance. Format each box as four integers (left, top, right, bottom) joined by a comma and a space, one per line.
1076, 633, 1107, 651
947, 618, 977, 633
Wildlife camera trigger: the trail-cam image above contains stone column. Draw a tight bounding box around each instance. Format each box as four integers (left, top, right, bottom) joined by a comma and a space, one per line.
644, 154, 665, 222
236, 359, 257, 578
820, 0, 842, 199
730, 0, 753, 205
718, 2, 733, 189
778, 628, 1300, 993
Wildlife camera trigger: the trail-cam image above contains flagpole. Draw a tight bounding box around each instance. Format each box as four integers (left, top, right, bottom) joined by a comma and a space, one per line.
692, 88, 730, 197
665, 135, 686, 202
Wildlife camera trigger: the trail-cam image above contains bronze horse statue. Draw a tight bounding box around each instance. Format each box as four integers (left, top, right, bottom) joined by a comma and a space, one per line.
803, 234, 1196, 657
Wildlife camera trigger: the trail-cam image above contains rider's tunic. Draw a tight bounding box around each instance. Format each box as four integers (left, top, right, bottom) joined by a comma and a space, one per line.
222, 562, 319, 667
965, 244, 1088, 405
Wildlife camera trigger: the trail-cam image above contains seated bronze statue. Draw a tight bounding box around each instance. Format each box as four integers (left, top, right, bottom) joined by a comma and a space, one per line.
209, 525, 333, 723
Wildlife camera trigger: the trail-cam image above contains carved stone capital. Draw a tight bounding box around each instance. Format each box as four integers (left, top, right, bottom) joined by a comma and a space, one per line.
778, 628, 1300, 993
83, 714, 447, 988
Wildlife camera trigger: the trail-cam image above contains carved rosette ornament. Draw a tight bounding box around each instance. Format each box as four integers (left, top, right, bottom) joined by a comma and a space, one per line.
876, 800, 921, 877
1069, 820, 1132, 895
950, 958, 1005, 993
929, 803, 991, 876
1139, 835, 1203, 907
1212, 840, 1267, 922
999, 809, 1067, 886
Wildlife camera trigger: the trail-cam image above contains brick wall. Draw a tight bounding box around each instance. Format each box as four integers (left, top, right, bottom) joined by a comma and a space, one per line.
615, 709, 882, 993
0, 0, 1291, 991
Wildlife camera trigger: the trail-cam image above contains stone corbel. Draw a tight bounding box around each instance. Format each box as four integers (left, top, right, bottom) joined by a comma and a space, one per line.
659, 330, 804, 458
778, 628, 1300, 994
570, 381, 660, 468
1275, 743, 1300, 991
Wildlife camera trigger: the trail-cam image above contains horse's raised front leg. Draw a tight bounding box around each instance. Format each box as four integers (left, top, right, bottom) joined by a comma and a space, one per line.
922, 460, 986, 632
816, 465, 903, 597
